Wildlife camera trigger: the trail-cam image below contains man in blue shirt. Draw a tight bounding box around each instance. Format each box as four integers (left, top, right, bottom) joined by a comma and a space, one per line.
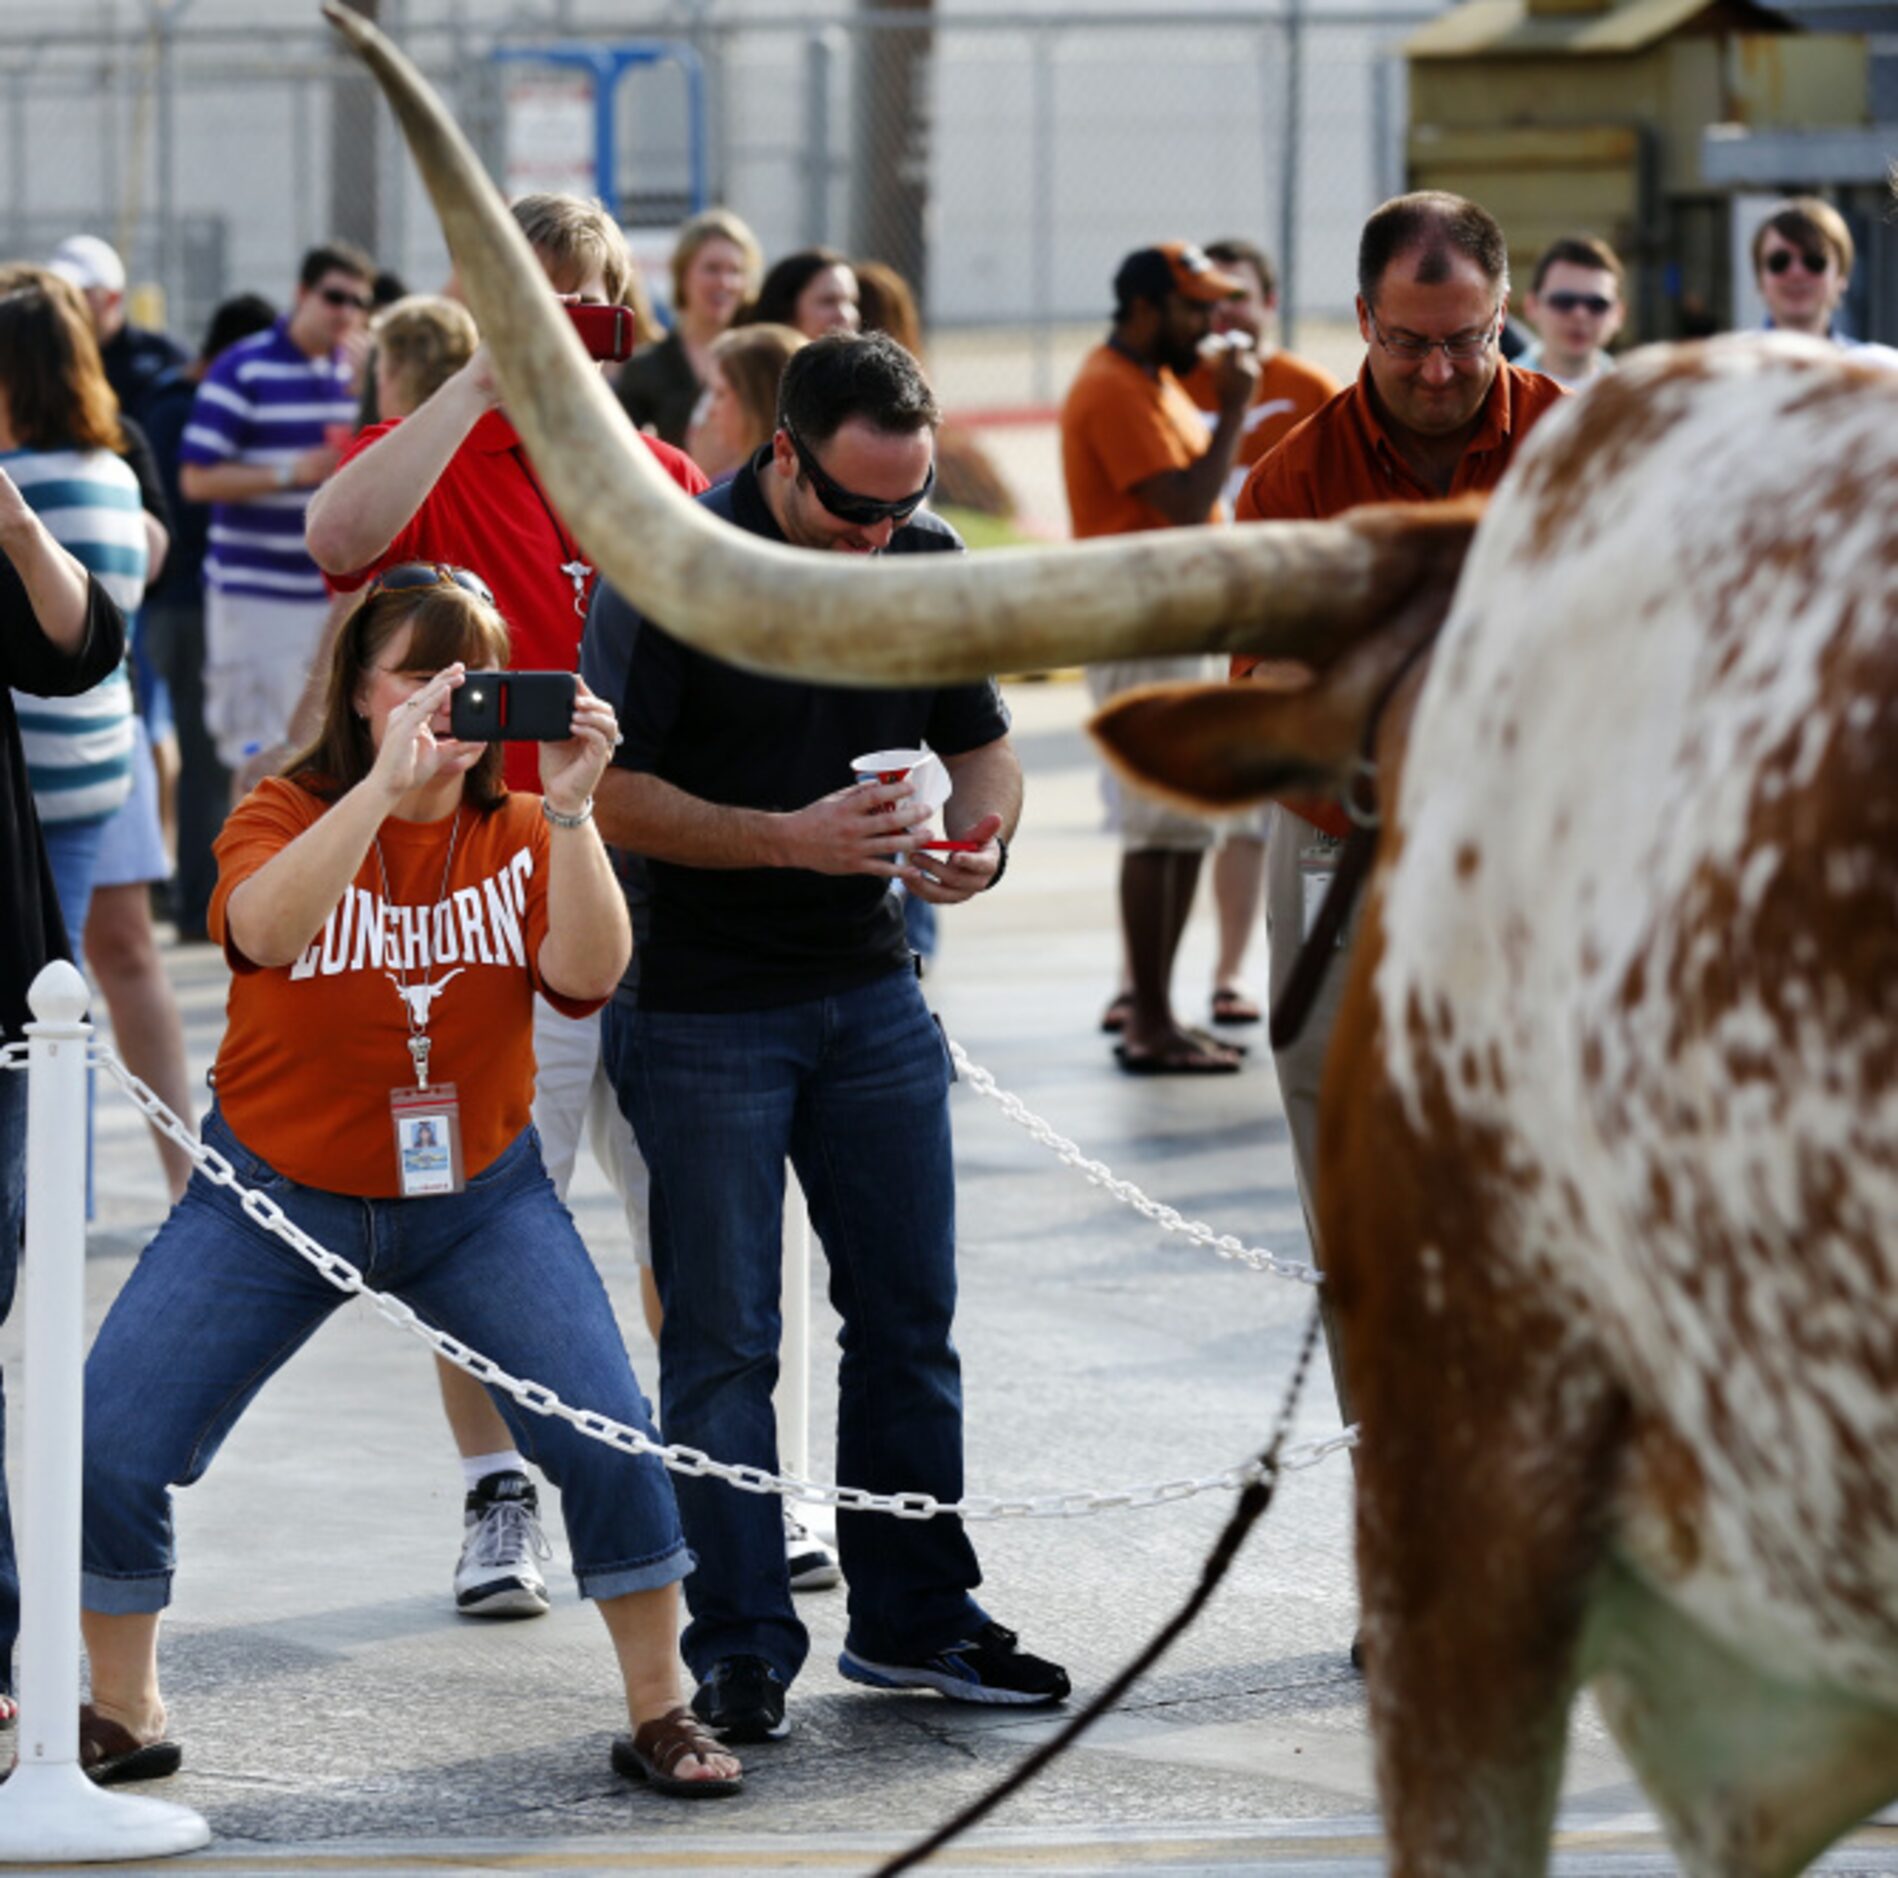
179, 243, 369, 782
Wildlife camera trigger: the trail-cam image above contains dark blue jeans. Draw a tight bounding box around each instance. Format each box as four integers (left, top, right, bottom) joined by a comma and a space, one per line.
0, 1064, 22, 1694
608, 970, 985, 1686
81, 1110, 689, 1612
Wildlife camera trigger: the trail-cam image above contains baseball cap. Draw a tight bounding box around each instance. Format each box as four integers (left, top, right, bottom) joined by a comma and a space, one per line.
47, 235, 126, 296
1113, 241, 1243, 311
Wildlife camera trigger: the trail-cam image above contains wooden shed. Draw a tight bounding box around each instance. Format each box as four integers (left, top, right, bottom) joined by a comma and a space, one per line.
1404, 0, 1868, 337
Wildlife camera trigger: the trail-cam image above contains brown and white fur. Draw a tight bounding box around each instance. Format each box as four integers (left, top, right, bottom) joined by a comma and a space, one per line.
1094, 337, 1898, 1876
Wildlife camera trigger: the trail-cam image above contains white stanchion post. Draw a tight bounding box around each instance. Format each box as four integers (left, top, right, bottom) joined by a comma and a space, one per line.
776, 1169, 812, 1484
0, 961, 209, 1863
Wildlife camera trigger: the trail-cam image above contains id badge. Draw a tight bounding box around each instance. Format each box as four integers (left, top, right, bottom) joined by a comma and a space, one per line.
390, 1083, 465, 1196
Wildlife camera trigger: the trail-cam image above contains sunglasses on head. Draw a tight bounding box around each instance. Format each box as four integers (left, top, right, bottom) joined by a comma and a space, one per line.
367, 562, 495, 606
318, 285, 371, 310
1763, 248, 1829, 277
1544, 291, 1613, 317
783, 423, 936, 528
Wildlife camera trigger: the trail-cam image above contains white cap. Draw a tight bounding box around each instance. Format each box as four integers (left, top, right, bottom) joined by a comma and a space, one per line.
47, 235, 126, 296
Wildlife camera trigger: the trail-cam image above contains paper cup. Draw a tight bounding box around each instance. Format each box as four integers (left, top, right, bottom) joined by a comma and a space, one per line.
851, 747, 925, 787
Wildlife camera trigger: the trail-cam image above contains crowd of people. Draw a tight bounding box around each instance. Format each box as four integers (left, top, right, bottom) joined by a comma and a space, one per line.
0, 181, 1875, 1788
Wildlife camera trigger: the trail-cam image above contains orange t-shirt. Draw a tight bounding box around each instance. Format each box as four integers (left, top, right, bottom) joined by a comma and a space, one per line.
1060, 343, 1220, 539
1179, 348, 1342, 509
1232, 362, 1568, 833
208, 779, 601, 1195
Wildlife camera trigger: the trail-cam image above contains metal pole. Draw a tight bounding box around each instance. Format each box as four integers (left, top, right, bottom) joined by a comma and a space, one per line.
1029, 25, 1055, 409
775, 1171, 813, 1515
156, 8, 178, 333
1276, 0, 1305, 354
802, 28, 840, 247
0, 962, 209, 1863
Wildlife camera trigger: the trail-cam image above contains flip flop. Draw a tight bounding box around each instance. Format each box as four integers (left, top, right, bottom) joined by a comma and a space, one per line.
79, 1703, 182, 1786
1113, 1040, 1242, 1076
611, 1706, 744, 1799
1098, 992, 1135, 1035
1210, 986, 1262, 1026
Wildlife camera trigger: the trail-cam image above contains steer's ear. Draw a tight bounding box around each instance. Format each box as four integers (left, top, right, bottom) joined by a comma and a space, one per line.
1090, 673, 1357, 813
1088, 500, 1483, 815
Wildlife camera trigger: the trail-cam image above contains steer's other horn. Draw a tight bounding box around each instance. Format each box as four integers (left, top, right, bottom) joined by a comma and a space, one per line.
323, 1, 1400, 686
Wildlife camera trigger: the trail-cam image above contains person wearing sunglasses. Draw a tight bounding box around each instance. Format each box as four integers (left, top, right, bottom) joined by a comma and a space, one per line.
178, 241, 373, 794
1521, 235, 1626, 389
1751, 198, 1858, 345
74, 564, 746, 1798
585, 331, 1065, 1746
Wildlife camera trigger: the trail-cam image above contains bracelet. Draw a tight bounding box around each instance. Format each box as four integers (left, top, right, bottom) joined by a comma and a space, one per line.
274, 461, 296, 490
982, 832, 1010, 891
541, 795, 594, 830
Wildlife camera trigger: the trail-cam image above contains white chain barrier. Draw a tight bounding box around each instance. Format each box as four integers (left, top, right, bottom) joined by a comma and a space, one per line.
4, 1039, 1356, 1521
948, 1043, 1323, 1287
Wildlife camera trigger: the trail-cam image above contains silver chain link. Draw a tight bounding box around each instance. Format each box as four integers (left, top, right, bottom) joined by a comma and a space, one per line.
947, 1043, 1323, 1286
9, 1039, 1356, 1517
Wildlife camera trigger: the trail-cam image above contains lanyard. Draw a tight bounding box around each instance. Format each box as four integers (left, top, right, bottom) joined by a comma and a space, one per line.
373, 807, 463, 1089
510, 447, 594, 616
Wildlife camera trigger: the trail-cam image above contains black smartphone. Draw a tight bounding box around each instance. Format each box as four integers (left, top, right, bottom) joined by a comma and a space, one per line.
568, 303, 636, 362
450, 671, 576, 742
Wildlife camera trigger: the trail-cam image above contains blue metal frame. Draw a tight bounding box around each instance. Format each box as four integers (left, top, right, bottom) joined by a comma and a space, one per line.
492, 42, 708, 220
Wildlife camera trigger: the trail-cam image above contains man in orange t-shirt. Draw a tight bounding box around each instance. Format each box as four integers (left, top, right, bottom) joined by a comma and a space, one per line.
1060, 242, 1260, 1074
1234, 191, 1567, 1360
1179, 238, 1342, 1032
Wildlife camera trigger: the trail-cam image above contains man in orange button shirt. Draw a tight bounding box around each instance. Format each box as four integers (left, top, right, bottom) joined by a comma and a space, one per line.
1234, 191, 1567, 1324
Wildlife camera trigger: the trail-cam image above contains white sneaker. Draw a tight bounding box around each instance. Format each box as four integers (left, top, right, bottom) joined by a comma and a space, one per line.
784, 1510, 841, 1591
456, 1470, 552, 1617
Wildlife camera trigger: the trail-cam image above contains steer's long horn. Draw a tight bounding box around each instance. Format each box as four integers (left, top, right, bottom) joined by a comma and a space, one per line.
323, 1, 1394, 686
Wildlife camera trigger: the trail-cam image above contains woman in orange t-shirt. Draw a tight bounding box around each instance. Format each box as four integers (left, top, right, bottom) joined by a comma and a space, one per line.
74, 567, 742, 1798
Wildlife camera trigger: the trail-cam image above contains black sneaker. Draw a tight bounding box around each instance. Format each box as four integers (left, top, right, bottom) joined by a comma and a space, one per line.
838, 1621, 1070, 1707
691, 1655, 790, 1743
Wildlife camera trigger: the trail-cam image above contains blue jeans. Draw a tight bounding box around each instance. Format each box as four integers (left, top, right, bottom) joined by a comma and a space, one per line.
608, 970, 985, 1686
81, 1110, 689, 1612
0, 1068, 22, 1693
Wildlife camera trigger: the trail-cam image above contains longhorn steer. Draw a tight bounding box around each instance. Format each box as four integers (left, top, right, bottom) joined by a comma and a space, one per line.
321, 5, 1896, 1868
1095, 339, 1898, 1875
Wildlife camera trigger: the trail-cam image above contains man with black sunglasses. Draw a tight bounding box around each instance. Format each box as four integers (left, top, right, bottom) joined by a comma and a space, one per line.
587, 331, 1064, 1746
179, 241, 372, 786
1750, 197, 1858, 346
1522, 235, 1625, 389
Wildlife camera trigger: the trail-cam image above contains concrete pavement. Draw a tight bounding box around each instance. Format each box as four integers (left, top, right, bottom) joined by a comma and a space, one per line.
11, 676, 1896, 1876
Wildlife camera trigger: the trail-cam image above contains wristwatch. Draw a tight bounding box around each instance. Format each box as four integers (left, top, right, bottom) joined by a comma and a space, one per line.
982, 833, 1010, 891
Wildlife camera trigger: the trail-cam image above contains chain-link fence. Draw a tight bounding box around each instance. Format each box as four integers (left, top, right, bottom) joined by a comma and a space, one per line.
0, 1, 1430, 412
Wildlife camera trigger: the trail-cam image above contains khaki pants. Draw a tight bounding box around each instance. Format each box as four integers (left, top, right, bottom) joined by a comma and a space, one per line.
1264, 808, 1359, 1423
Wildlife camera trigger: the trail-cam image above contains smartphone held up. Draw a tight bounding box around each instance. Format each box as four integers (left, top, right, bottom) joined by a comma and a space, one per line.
568, 303, 636, 363
449, 671, 577, 742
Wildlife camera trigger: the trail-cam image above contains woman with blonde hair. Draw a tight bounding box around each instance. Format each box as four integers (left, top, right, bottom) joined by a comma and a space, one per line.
369, 293, 479, 425
684, 322, 806, 483
618, 208, 763, 446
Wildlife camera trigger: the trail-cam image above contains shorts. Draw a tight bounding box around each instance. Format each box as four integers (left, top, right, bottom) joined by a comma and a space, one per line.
91, 718, 171, 890
1087, 655, 1241, 853
531, 997, 653, 1269
203, 587, 330, 772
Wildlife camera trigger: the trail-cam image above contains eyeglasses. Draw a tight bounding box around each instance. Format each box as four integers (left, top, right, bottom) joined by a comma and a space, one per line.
782, 423, 936, 528
1763, 248, 1829, 278
1542, 291, 1614, 317
1365, 306, 1499, 364
318, 285, 371, 311
367, 562, 495, 606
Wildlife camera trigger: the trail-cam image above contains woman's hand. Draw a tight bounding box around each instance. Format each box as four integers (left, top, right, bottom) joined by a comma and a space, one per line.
366, 663, 466, 803
538, 677, 619, 816
0, 465, 39, 556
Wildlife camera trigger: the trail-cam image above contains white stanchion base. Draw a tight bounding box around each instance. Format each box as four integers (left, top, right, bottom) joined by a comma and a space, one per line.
0, 1761, 210, 1862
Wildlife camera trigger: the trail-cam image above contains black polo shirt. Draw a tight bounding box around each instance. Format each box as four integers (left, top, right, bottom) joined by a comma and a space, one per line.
604, 450, 1010, 1012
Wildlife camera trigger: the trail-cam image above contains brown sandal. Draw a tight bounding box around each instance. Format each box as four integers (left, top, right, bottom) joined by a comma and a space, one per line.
610, 1706, 743, 1798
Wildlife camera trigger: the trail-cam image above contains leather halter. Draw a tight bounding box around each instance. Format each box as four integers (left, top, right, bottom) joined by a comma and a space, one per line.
1267, 629, 1439, 1052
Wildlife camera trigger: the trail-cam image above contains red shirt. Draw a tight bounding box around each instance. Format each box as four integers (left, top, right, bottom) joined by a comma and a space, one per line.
1233, 362, 1567, 833
329, 413, 707, 790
